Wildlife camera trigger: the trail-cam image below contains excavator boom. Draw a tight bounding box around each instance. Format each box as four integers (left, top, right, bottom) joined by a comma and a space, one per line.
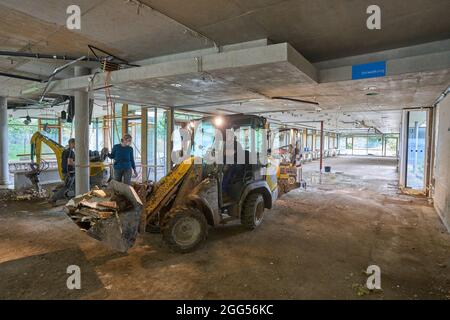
29, 131, 107, 184
30, 131, 66, 180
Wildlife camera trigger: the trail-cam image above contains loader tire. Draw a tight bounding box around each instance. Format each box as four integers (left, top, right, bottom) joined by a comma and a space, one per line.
161, 205, 207, 253
241, 193, 265, 230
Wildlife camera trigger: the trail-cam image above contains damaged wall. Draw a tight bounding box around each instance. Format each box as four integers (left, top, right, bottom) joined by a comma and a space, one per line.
433, 93, 450, 232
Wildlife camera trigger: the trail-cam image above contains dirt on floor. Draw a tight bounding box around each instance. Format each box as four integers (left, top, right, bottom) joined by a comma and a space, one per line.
0, 156, 449, 299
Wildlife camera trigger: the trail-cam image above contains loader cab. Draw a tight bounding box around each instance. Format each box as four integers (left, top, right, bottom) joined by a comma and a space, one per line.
190, 114, 272, 214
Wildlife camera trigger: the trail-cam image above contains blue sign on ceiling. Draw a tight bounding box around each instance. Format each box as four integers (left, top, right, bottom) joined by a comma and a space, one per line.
352, 61, 386, 80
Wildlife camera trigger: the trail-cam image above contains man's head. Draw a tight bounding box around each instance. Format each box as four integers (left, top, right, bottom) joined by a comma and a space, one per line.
68, 138, 75, 149
122, 134, 132, 146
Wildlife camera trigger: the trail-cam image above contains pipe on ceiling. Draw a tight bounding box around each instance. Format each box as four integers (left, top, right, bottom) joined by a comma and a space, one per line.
0, 50, 98, 62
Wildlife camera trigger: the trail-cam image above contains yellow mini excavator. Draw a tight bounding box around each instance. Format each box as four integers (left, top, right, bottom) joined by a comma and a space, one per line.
65, 114, 301, 253
27, 131, 108, 198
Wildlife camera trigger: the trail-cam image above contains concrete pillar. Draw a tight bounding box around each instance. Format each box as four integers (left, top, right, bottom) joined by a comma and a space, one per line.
74, 67, 90, 195
0, 97, 8, 185
433, 94, 450, 232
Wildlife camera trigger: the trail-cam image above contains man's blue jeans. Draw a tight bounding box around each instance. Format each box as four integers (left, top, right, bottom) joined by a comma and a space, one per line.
114, 168, 132, 185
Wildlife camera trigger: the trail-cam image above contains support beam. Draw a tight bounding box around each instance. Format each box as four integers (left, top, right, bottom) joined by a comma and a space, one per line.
122, 104, 128, 137
0, 97, 8, 185
74, 67, 91, 195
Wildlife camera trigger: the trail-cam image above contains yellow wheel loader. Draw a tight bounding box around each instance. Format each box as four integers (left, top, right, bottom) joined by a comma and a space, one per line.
65, 115, 300, 253
28, 132, 108, 199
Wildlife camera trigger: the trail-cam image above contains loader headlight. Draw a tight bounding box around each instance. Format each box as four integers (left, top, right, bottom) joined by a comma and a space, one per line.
213, 116, 223, 127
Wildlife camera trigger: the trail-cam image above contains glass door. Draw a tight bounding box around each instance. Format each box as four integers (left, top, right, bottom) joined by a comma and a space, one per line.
405, 111, 427, 190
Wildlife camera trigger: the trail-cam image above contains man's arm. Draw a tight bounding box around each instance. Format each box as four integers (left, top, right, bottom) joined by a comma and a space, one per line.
108, 145, 116, 159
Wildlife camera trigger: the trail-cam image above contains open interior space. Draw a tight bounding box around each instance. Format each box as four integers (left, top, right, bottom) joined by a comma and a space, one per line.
0, 0, 449, 302
1, 157, 449, 299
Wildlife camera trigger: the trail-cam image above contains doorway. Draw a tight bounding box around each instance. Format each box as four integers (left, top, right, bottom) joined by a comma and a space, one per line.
405, 110, 428, 191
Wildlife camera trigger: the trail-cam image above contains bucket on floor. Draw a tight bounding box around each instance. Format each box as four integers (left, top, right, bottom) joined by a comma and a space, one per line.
324, 166, 331, 173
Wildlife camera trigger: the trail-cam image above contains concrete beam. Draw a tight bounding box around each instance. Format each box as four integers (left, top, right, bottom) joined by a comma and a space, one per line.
134, 39, 272, 66
434, 93, 450, 232
0, 97, 8, 185
317, 40, 450, 83
11, 42, 318, 99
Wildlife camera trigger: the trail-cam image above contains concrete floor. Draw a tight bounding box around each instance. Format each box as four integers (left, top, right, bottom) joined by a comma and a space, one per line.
0, 156, 449, 299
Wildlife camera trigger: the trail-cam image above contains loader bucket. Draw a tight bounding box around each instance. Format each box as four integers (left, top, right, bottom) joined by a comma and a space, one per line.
65, 180, 143, 252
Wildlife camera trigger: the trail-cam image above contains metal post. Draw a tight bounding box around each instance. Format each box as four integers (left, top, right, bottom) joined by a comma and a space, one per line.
141, 107, 148, 182
0, 97, 9, 185
95, 118, 99, 151
74, 66, 90, 195
320, 121, 324, 172
122, 104, 128, 136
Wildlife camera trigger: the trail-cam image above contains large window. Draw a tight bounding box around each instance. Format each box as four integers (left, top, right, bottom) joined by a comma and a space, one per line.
7, 118, 39, 161
113, 103, 123, 145
353, 136, 367, 155
367, 136, 383, 156
306, 129, 313, 151
315, 132, 321, 151
338, 134, 399, 157
126, 105, 142, 165
146, 107, 168, 182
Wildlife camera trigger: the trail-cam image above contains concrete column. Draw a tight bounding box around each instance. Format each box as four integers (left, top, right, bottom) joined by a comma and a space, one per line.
0, 97, 8, 185
433, 93, 450, 232
74, 67, 90, 195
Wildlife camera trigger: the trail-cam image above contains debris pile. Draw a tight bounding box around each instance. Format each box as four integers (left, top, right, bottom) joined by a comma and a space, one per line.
132, 181, 154, 203
0, 187, 49, 202
64, 187, 133, 230
64, 181, 143, 252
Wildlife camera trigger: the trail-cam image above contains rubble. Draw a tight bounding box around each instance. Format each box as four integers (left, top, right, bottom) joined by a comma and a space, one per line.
64, 181, 143, 252
64, 188, 124, 226
132, 181, 154, 203
0, 187, 49, 202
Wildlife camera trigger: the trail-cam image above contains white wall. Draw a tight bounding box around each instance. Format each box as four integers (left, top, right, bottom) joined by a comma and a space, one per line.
433, 94, 450, 232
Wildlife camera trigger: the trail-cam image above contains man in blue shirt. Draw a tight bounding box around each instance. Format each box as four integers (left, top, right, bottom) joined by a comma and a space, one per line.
108, 134, 138, 185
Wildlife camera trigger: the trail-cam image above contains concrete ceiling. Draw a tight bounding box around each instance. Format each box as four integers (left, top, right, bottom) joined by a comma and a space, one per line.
142, 0, 450, 61
1, 0, 450, 74
2, 0, 449, 62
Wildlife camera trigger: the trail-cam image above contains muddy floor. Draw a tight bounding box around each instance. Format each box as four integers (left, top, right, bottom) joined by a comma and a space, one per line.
0, 156, 449, 299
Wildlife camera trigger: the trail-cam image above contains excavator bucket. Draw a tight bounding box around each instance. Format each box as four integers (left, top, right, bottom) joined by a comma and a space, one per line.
65, 180, 143, 252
